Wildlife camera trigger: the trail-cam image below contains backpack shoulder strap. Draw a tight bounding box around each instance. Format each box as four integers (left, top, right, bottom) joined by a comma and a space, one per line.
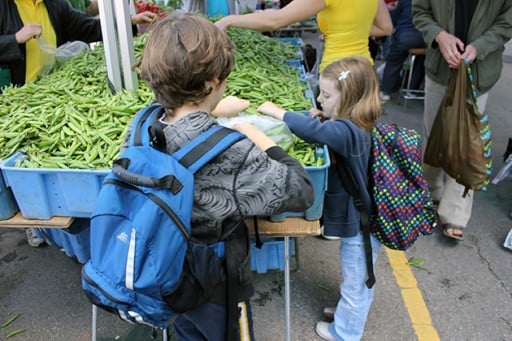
129, 102, 164, 147
332, 146, 376, 289
174, 125, 245, 174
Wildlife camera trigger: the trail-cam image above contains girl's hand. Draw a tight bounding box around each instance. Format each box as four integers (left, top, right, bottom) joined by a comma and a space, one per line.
212, 96, 250, 117
257, 101, 286, 120
231, 123, 276, 151
309, 107, 326, 121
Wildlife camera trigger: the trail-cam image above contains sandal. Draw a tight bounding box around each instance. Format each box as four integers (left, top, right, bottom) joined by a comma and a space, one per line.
443, 224, 464, 241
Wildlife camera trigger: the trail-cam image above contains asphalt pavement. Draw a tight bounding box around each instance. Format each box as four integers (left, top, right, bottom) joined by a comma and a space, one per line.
1, 41, 511, 341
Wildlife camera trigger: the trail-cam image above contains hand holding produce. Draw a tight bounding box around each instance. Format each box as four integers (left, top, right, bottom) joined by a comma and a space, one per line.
15, 23, 42, 43
212, 95, 250, 117
231, 123, 277, 152
309, 108, 327, 121
132, 11, 159, 25
257, 101, 286, 120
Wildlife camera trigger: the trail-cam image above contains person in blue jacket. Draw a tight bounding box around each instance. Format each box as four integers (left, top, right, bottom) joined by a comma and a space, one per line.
257, 56, 383, 341
379, 0, 426, 101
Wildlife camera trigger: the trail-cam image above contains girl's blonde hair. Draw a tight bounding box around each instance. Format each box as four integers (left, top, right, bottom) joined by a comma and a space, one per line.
321, 56, 381, 130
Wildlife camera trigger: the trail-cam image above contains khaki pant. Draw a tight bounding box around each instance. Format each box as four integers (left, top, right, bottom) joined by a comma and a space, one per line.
423, 76, 489, 228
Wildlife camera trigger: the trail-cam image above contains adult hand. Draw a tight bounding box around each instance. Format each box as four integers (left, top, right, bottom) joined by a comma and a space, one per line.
214, 16, 232, 32
15, 23, 42, 44
132, 11, 158, 25
257, 101, 286, 120
435, 31, 465, 68
231, 123, 276, 151
461, 44, 477, 64
212, 95, 250, 117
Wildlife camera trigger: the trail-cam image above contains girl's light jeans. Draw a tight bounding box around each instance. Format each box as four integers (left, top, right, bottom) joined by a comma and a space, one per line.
329, 231, 382, 341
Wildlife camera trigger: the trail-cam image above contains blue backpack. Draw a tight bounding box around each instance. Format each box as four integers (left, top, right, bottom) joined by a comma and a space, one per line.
81, 103, 244, 329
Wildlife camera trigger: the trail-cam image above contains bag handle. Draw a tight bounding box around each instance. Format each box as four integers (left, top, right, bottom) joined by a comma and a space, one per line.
112, 158, 184, 194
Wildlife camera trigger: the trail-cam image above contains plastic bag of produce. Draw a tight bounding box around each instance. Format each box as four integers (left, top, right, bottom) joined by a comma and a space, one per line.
56, 41, 90, 63
37, 40, 90, 78
37, 36, 56, 78
217, 113, 295, 151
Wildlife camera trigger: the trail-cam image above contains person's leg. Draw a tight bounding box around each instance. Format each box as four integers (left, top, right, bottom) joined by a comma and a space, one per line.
438, 92, 489, 231
381, 31, 426, 96
173, 301, 227, 341
327, 232, 382, 340
381, 36, 409, 95
422, 76, 447, 201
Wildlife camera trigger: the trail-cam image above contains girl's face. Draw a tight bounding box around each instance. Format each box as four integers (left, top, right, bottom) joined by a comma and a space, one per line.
316, 75, 340, 119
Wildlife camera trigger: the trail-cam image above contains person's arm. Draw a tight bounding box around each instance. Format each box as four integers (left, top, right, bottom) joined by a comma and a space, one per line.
412, 0, 444, 48
215, 0, 325, 32
370, 0, 393, 37
412, 1, 463, 68
86, 0, 99, 16
231, 123, 277, 151
0, 24, 42, 64
211, 96, 250, 117
464, 2, 512, 63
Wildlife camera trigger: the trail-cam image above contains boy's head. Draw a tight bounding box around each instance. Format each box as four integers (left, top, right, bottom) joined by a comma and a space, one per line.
140, 13, 234, 111
318, 56, 381, 130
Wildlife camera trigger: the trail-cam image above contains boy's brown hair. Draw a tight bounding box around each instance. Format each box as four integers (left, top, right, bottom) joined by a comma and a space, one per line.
140, 13, 234, 111
322, 56, 381, 131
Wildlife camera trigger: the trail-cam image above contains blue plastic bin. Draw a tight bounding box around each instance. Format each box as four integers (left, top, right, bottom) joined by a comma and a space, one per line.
0, 171, 18, 220
269, 143, 329, 222
250, 237, 295, 274
35, 218, 91, 264
277, 37, 304, 63
0, 152, 108, 219
35, 225, 292, 271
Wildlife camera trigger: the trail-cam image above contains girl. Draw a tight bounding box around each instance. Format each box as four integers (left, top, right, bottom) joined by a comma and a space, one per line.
257, 56, 383, 341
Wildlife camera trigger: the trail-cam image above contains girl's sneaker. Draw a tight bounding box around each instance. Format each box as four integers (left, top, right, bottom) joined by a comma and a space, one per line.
25, 228, 45, 247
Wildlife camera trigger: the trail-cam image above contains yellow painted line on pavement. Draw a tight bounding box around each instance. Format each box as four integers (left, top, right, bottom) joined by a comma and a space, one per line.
385, 248, 440, 341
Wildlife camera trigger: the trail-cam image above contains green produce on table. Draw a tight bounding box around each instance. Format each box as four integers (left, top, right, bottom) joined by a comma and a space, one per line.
288, 135, 325, 167
225, 27, 311, 113
0, 30, 314, 169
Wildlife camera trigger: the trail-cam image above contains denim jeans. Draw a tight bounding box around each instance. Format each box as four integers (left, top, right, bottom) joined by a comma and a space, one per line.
173, 300, 254, 341
328, 231, 382, 341
381, 30, 426, 94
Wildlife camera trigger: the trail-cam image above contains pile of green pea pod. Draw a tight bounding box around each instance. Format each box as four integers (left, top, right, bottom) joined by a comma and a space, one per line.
0, 29, 322, 169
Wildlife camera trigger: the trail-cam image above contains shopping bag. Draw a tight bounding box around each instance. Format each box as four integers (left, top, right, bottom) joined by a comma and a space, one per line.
423, 61, 492, 196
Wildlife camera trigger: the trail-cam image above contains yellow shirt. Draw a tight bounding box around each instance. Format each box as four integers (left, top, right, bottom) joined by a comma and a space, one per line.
317, 0, 378, 71
14, 0, 56, 82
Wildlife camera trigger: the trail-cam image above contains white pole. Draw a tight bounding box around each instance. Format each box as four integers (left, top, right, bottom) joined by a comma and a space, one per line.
97, 0, 122, 92
113, 0, 138, 91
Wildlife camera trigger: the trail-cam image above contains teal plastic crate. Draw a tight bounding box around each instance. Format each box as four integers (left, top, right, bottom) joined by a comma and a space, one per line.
250, 237, 295, 274
269, 143, 329, 222
1, 152, 108, 219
